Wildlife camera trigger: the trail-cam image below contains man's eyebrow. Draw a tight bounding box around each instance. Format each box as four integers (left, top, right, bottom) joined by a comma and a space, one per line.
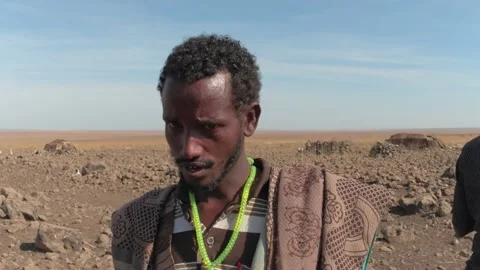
162, 115, 174, 121
196, 116, 226, 124
197, 117, 216, 122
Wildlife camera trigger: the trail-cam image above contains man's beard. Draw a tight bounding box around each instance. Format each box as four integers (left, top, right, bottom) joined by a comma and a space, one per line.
176, 135, 244, 193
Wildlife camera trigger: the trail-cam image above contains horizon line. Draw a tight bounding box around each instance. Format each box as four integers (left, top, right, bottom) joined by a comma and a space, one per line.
1, 127, 480, 133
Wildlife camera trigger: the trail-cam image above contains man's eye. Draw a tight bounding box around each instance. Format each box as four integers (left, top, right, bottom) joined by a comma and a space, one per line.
204, 123, 217, 130
167, 122, 179, 129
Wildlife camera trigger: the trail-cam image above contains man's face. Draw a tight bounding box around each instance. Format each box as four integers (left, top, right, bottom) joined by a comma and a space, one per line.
161, 72, 249, 191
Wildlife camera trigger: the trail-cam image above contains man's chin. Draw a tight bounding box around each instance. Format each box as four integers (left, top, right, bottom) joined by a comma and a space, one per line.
181, 175, 221, 192
181, 173, 209, 186
180, 167, 210, 180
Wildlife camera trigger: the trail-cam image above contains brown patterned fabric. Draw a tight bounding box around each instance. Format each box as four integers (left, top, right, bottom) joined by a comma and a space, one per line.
110, 185, 177, 270
266, 165, 390, 270
111, 160, 390, 270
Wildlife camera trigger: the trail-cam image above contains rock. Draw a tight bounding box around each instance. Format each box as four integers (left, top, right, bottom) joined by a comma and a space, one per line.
35, 223, 84, 253
1, 199, 24, 220
101, 227, 112, 237
95, 233, 111, 249
301, 140, 355, 155
80, 162, 107, 176
441, 167, 455, 179
74, 250, 94, 266
460, 250, 471, 258
418, 194, 438, 212
1, 199, 39, 221
442, 188, 455, 196
399, 194, 439, 214
0, 188, 23, 200
44, 139, 77, 155
451, 238, 460, 246
98, 214, 112, 225
6, 220, 29, 234
437, 200, 452, 217
380, 225, 416, 243
380, 246, 394, 252
369, 142, 399, 158
386, 133, 446, 150
398, 197, 418, 214
45, 252, 60, 261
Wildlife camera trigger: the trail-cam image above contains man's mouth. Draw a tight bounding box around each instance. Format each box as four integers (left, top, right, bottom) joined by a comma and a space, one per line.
185, 163, 204, 172
180, 162, 212, 178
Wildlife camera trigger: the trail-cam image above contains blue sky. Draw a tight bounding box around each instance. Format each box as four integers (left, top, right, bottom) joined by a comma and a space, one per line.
1, 0, 479, 131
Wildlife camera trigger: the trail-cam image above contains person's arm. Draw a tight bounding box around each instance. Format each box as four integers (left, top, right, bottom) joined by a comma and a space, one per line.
452, 154, 475, 238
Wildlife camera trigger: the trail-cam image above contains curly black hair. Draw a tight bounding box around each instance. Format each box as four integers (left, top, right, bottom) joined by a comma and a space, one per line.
157, 34, 262, 110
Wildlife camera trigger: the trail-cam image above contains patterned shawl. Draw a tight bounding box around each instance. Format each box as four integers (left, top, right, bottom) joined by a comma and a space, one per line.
110, 163, 390, 269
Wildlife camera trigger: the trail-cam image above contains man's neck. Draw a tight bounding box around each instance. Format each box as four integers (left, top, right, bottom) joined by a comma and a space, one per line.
195, 154, 252, 205
191, 155, 253, 227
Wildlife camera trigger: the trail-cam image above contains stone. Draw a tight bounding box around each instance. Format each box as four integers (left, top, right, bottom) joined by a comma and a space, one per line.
81, 162, 107, 176
369, 142, 399, 158
437, 200, 452, 217
44, 139, 77, 155
1, 199, 24, 220
0, 188, 23, 200
385, 133, 446, 150
95, 233, 111, 249
380, 225, 416, 243
301, 140, 355, 155
35, 223, 84, 253
441, 167, 455, 179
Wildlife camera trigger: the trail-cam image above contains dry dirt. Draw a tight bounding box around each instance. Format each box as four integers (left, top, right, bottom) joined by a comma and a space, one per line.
0, 129, 479, 270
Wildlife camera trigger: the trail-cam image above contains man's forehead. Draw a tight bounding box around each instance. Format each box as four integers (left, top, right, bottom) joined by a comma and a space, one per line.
189, 72, 231, 96
164, 72, 232, 100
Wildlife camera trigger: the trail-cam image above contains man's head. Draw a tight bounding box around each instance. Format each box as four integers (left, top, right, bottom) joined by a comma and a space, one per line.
158, 34, 262, 192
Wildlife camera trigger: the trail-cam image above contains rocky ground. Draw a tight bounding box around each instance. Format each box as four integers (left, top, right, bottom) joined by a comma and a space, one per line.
0, 136, 475, 270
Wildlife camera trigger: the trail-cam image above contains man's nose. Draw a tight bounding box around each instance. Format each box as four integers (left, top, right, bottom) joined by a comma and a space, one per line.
180, 132, 203, 160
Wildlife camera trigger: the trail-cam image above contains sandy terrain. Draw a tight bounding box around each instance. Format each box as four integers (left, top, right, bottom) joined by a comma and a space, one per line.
0, 129, 479, 270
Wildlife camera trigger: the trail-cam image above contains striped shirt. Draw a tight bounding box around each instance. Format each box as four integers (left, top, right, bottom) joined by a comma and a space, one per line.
163, 160, 271, 269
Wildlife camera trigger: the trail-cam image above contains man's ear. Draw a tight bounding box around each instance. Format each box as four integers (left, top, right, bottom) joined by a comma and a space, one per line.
243, 102, 261, 137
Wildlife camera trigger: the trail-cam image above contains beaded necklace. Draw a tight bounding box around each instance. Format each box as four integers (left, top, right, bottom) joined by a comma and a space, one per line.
188, 157, 256, 270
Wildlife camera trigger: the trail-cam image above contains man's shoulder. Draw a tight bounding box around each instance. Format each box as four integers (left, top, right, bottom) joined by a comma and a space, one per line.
274, 163, 361, 183
460, 135, 480, 156
465, 135, 480, 148
111, 184, 178, 223
275, 164, 390, 202
279, 163, 385, 183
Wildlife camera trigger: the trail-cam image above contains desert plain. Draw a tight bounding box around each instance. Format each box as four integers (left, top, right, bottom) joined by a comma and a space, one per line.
0, 129, 479, 270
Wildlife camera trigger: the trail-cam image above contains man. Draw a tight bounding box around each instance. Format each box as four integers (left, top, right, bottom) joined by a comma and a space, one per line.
452, 135, 480, 269
110, 34, 390, 270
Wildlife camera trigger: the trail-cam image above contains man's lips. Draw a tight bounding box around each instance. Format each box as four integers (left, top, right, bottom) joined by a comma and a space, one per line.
180, 163, 211, 178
